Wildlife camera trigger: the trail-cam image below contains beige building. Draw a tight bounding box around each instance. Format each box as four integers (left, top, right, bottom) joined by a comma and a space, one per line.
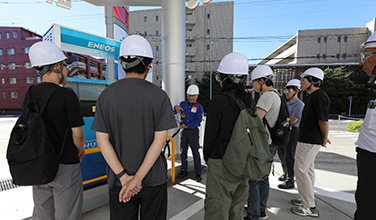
129, 1, 234, 87
258, 18, 376, 65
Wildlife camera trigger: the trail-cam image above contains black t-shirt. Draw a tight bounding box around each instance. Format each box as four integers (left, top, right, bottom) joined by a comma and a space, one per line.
298, 89, 330, 145
25, 82, 84, 164
204, 92, 243, 162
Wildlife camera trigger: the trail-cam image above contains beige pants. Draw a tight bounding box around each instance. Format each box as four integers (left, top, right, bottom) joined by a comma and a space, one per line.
204, 159, 248, 220
294, 142, 321, 208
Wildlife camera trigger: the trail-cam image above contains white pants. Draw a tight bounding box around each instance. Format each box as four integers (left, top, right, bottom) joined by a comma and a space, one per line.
294, 142, 321, 208
32, 163, 83, 220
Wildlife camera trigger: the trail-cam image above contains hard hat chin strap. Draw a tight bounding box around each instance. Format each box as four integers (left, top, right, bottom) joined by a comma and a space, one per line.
49, 61, 65, 84
35, 61, 65, 84
121, 56, 150, 71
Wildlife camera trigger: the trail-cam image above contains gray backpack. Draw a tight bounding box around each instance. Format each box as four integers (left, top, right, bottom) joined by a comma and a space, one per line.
222, 93, 273, 181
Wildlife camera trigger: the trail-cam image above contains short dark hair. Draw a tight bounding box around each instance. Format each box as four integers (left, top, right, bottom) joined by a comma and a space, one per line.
120, 56, 153, 74
305, 76, 322, 87
261, 77, 274, 86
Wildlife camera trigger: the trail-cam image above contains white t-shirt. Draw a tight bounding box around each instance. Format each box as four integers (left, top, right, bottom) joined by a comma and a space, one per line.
355, 102, 376, 153
257, 89, 281, 144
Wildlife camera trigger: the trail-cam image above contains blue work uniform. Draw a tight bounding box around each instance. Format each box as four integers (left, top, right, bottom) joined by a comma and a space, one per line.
174, 101, 204, 176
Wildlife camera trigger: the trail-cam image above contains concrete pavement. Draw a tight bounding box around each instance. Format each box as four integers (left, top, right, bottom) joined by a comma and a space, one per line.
0, 117, 359, 219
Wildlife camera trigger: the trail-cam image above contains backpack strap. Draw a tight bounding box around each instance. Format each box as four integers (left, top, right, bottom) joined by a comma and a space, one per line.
27, 84, 69, 156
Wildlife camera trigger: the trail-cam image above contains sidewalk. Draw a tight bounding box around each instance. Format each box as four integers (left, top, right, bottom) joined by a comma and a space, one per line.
0, 118, 357, 219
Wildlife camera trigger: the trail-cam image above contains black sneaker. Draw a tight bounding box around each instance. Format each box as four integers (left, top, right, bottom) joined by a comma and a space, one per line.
278, 179, 294, 189
260, 211, 268, 219
178, 172, 188, 179
196, 175, 202, 182
278, 174, 287, 181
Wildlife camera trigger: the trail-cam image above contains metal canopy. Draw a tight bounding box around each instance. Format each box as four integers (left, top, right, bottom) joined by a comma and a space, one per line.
83, 0, 162, 6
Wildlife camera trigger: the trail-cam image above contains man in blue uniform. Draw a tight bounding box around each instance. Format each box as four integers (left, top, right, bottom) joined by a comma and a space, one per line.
174, 85, 204, 182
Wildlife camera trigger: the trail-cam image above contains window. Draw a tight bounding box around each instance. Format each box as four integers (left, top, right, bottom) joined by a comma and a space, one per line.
156, 45, 159, 51
0, 63, 3, 70
26, 76, 33, 84
337, 36, 341, 43
0, 32, 1, 39
10, 91, 18, 99
2, 92, 5, 99
9, 77, 17, 84
207, 13, 210, 19
186, 44, 192, 47
324, 37, 327, 43
13, 31, 17, 38
156, 15, 159, 21
7, 48, 15, 55
25, 46, 30, 54
156, 31, 159, 36
0, 48, 2, 56
1, 77, 4, 84
207, 44, 210, 50
344, 36, 348, 42
144, 31, 147, 37
187, 12, 192, 15
336, 53, 340, 59
207, 29, 210, 35
144, 16, 147, 22
323, 54, 326, 60
8, 62, 15, 70
156, 61, 159, 66
36, 76, 42, 83
342, 53, 346, 59
6, 32, 9, 39
25, 61, 32, 69
187, 29, 192, 32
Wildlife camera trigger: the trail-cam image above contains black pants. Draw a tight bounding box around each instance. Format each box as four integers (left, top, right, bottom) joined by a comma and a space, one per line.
277, 127, 298, 178
109, 183, 167, 220
354, 148, 376, 220
180, 127, 202, 176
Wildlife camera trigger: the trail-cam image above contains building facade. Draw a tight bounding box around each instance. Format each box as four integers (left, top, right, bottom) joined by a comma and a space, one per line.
129, 1, 234, 87
0, 27, 107, 112
0, 27, 42, 111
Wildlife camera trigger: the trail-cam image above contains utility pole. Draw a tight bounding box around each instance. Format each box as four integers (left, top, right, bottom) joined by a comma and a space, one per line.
209, 42, 213, 100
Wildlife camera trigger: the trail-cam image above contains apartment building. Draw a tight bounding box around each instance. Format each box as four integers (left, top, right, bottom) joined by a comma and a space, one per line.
129, 1, 234, 87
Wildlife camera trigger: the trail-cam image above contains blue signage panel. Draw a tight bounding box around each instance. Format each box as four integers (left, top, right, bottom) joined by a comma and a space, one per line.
60, 27, 121, 60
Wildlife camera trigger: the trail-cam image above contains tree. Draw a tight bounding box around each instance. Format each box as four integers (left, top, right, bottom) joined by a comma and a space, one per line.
193, 72, 222, 113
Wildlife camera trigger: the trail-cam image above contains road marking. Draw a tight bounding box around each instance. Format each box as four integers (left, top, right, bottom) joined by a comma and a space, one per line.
169, 199, 204, 220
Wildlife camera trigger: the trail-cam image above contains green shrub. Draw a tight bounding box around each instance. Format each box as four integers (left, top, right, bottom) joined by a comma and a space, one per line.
347, 120, 364, 132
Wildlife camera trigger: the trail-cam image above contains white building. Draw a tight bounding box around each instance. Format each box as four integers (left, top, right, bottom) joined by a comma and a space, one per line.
129, 1, 234, 87
258, 18, 376, 65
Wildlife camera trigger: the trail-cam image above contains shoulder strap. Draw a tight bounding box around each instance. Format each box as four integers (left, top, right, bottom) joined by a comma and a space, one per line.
28, 84, 61, 115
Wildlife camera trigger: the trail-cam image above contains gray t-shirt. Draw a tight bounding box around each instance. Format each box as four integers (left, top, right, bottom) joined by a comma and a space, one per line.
91, 78, 177, 189
257, 89, 281, 144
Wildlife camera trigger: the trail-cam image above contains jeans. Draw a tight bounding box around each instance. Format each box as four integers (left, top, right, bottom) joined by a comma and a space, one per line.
247, 143, 278, 220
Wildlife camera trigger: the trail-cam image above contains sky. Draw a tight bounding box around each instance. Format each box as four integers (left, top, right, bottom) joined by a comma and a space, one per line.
0, 0, 375, 64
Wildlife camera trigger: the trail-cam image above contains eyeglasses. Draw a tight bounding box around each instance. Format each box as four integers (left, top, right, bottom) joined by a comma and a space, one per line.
284, 88, 295, 93
360, 51, 376, 62
62, 63, 72, 71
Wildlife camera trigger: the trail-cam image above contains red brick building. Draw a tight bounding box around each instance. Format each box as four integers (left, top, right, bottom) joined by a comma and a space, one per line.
0, 27, 106, 112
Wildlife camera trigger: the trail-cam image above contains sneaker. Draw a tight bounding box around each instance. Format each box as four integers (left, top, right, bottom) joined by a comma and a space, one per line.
178, 172, 188, 179
291, 198, 302, 206
278, 174, 287, 181
196, 175, 202, 182
291, 206, 319, 217
260, 211, 268, 219
278, 179, 294, 189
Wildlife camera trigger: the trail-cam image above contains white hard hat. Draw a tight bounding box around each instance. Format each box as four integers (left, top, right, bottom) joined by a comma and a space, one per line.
286, 79, 301, 89
187, 85, 199, 95
119, 35, 153, 59
29, 41, 67, 67
217, 52, 249, 75
301, 67, 324, 81
250, 65, 274, 81
361, 32, 376, 49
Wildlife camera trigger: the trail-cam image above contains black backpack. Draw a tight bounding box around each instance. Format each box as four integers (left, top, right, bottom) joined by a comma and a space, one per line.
222, 92, 273, 181
6, 85, 68, 186
263, 90, 291, 147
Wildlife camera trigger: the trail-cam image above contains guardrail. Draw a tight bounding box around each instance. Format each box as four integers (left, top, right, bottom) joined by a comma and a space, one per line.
165, 135, 176, 183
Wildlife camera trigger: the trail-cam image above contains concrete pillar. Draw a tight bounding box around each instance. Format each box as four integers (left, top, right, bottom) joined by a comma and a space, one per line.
161, 0, 185, 106
161, 0, 186, 161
